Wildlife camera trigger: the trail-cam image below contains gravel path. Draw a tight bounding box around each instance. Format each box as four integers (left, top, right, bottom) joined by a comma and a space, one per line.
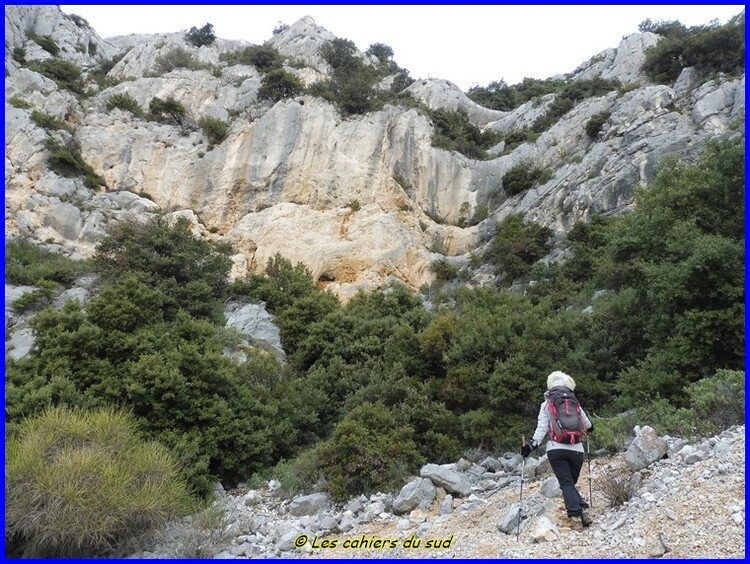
303, 426, 745, 559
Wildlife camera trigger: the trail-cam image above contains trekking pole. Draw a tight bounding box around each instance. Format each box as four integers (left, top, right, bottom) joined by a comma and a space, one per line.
516, 434, 525, 542
586, 433, 593, 508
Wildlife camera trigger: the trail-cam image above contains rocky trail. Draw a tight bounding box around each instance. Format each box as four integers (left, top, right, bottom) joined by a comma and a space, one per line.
129, 425, 745, 559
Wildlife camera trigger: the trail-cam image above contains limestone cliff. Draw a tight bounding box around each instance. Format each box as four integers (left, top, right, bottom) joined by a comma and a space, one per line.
4, 6, 744, 300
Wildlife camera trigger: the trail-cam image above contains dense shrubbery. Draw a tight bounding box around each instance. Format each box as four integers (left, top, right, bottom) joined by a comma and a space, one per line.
6, 406, 193, 557
531, 78, 621, 133
428, 108, 503, 160
502, 162, 553, 196
220, 45, 283, 71
6, 141, 743, 520
258, 68, 304, 102
27, 31, 59, 56
641, 13, 745, 84
483, 214, 554, 279
467, 77, 567, 111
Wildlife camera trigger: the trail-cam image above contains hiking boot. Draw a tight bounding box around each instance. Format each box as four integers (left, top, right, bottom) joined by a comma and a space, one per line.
580, 511, 593, 527
562, 516, 584, 532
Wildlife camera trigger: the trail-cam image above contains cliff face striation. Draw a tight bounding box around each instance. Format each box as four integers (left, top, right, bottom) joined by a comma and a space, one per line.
4, 6, 744, 300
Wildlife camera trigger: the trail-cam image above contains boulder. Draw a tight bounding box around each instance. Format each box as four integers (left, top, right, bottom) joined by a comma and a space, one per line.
530, 516, 559, 543
624, 425, 668, 470
497, 503, 523, 535
392, 477, 436, 515
288, 492, 331, 516
420, 463, 472, 496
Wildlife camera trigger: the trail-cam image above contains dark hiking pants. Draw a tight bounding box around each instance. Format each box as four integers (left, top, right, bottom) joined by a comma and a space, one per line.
547, 448, 587, 517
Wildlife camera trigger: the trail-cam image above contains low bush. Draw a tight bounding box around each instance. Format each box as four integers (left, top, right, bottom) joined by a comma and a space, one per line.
45, 139, 105, 189
198, 116, 229, 146
428, 108, 502, 160
220, 45, 283, 72
27, 31, 59, 56
585, 111, 611, 140
319, 402, 424, 501
149, 96, 187, 125
483, 213, 553, 279
503, 162, 553, 196
531, 77, 620, 133
430, 258, 458, 281
30, 109, 66, 131
30, 59, 86, 95
595, 468, 638, 508
106, 93, 144, 117
155, 47, 206, 73
687, 369, 744, 433
12, 46, 26, 63
5, 238, 88, 286
5, 406, 193, 558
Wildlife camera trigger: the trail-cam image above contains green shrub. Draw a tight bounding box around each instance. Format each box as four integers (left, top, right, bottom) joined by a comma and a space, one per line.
185, 23, 216, 47
595, 468, 638, 508
585, 111, 611, 140
503, 128, 539, 152
5, 406, 193, 558
258, 68, 303, 103
428, 108, 502, 160
30, 59, 86, 95
198, 116, 229, 145
531, 77, 621, 133
320, 402, 424, 501
10, 279, 58, 313
155, 47, 205, 73
12, 46, 26, 63
503, 162, 553, 196
219, 45, 283, 72
641, 14, 745, 84
5, 238, 88, 286
30, 109, 66, 131
149, 96, 187, 125
27, 32, 59, 56
106, 93, 144, 117
45, 139, 105, 189
687, 369, 744, 433
430, 258, 458, 281
483, 213, 553, 279
9, 96, 32, 109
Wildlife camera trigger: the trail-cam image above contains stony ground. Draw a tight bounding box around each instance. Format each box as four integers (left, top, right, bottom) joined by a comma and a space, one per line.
131, 425, 744, 559
302, 427, 745, 559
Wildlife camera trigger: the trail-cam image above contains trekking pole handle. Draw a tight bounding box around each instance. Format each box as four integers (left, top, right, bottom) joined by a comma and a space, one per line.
521, 434, 526, 447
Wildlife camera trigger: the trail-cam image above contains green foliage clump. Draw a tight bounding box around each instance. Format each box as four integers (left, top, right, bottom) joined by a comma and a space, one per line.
502, 128, 539, 152
11, 279, 58, 314
258, 68, 304, 103
430, 258, 458, 281
467, 77, 567, 111
155, 47, 207, 73
5, 406, 193, 558
502, 162, 553, 196
30, 59, 86, 95
45, 139, 105, 189
149, 96, 187, 125
641, 13, 745, 84
93, 216, 233, 323
5, 238, 88, 287
27, 31, 59, 56
12, 46, 26, 64
199, 115, 229, 145
30, 109, 66, 131
319, 402, 424, 501
585, 111, 611, 139
428, 108, 502, 160
106, 92, 144, 117
484, 214, 553, 280
220, 45, 283, 72
185, 23, 216, 47
531, 77, 621, 133
687, 369, 744, 432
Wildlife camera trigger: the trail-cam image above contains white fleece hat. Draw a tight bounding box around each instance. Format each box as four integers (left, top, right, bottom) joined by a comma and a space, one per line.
547, 370, 576, 391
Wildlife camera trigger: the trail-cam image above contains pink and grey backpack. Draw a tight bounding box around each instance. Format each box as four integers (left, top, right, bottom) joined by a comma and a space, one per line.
547, 386, 585, 444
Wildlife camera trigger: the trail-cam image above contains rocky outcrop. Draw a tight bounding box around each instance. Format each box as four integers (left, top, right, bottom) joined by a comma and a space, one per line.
4, 5, 745, 301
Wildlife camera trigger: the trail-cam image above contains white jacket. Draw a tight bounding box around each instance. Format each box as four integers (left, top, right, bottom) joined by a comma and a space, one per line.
531, 389, 592, 453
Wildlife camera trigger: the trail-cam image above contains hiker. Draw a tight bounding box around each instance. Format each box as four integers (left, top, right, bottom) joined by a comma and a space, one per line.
521, 370, 593, 529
